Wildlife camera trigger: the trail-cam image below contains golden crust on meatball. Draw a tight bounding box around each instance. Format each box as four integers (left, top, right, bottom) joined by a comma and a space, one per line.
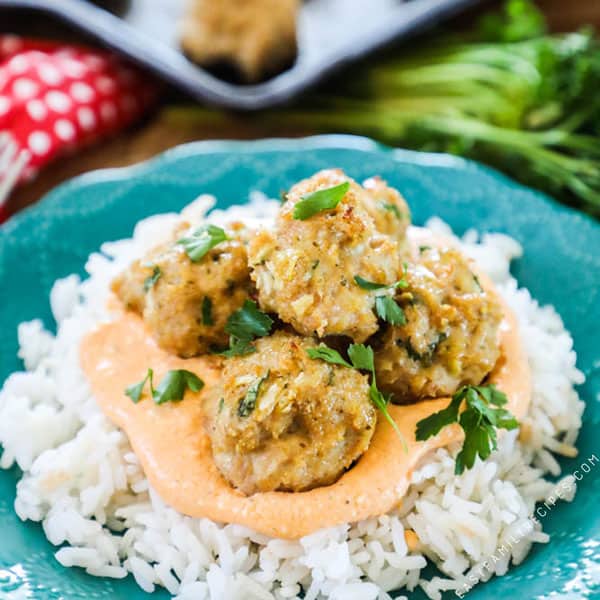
374, 246, 503, 402
248, 169, 408, 342
112, 223, 253, 357
205, 331, 377, 494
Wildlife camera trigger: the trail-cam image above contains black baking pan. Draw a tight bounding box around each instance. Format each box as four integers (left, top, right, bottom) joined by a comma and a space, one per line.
0, 0, 483, 109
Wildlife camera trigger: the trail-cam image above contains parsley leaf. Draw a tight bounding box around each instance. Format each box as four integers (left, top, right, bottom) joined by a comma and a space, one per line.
125, 368, 154, 403
306, 345, 352, 368
354, 275, 408, 290
125, 369, 203, 405
220, 300, 274, 356
347, 343, 375, 373
308, 342, 408, 451
152, 370, 204, 405
143, 266, 161, 292
415, 393, 462, 440
224, 300, 273, 341
238, 371, 270, 417
381, 202, 402, 219
218, 338, 257, 357
415, 384, 518, 474
177, 224, 228, 262
354, 275, 388, 290
293, 182, 350, 220
375, 296, 407, 326
369, 384, 406, 448
201, 296, 214, 326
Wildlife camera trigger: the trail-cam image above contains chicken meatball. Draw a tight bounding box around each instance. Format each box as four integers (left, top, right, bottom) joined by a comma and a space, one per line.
374, 247, 503, 402
181, 0, 299, 82
205, 331, 377, 494
112, 223, 253, 357
249, 170, 406, 342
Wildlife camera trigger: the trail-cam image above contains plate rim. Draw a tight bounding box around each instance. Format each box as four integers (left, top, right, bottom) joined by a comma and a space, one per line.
2, 135, 598, 239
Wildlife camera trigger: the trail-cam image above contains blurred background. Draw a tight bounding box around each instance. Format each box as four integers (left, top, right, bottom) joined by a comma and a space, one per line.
0, 0, 599, 221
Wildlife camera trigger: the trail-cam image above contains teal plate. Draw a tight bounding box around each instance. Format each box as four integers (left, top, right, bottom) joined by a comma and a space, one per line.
0, 136, 598, 599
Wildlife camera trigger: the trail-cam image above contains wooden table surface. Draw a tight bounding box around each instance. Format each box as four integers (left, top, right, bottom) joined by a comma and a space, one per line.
6, 0, 600, 215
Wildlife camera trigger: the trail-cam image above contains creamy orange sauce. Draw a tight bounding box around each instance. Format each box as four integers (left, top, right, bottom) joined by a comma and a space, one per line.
80, 229, 531, 540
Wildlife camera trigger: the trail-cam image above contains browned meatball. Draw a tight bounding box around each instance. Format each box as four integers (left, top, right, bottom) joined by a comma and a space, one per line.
374, 247, 502, 402
180, 0, 299, 82
205, 331, 377, 494
112, 223, 253, 357
249, 170, 407, 343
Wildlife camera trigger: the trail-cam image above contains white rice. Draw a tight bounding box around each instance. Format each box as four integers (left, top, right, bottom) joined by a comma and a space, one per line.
0, 192, 585, 600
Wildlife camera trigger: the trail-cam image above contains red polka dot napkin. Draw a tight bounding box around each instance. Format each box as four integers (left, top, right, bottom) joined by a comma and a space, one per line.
0, 35, 159, 222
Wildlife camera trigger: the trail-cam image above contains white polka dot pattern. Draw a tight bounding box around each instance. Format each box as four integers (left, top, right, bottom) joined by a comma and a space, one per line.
12, 78, 38, 99
70, 82, 94, 103
54, 119, 76, 141
26, 99, 47, 121
45, 90, 72, 113
37, 64, 63, 86
0, 33, 157, 194
0, 95, 10, 116
76, 106, 96, 130
28, 131, 51, 155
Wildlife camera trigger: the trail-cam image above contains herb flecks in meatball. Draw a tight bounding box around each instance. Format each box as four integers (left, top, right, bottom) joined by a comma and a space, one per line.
249, 169, 409, 342
374, 247, 502, 402
205, 331, 377, 494
362, 175, 411, 242
112, 222, 253, 357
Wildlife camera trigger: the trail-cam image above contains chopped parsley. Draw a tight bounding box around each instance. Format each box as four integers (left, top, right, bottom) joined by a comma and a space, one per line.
293, 182, 350, 220
353, 275, 408, 326
418, 245, 432, 254
397, 337, 423, 362
396, 332, 447, 365
375, 296, 407, 326
353, 275, 408, 290
306, 345, 352, 368
238, 371, 270, 417
224, 300, 273, 340
125, 368, 154, 403
201, 296, 214, 326
307, 342, 407, 451
153, 370, 204, 404
125, 369, 204, 405
415, 384, 518, 474
218, 338, 257, 358
177, 224, 228, 262
219, 300, 274, 357
143, 265, 161, 292
380, 202, 402, 219
473, 273, 483, 292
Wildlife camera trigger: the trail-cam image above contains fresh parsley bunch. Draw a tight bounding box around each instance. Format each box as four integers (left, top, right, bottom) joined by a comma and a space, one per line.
170, 0, 600, 214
